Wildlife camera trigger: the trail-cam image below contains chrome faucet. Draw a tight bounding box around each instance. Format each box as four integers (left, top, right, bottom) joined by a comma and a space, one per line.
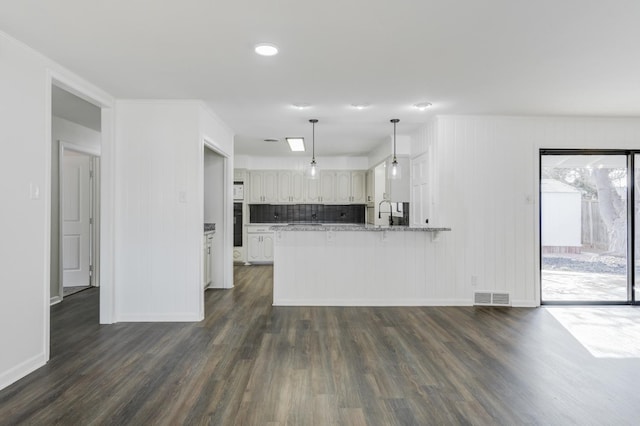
378, 199, 393, 226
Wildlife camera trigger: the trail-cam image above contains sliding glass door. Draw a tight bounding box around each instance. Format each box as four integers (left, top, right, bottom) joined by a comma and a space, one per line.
541, 152, 631, 304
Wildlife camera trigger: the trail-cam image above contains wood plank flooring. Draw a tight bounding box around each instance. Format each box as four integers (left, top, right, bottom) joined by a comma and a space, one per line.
1, 265, 640, 424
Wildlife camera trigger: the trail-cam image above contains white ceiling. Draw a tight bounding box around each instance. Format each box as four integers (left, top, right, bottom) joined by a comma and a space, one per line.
3, 1, 640, 156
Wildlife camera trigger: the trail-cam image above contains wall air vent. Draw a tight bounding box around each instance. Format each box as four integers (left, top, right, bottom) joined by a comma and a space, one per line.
474, 291, 511, 307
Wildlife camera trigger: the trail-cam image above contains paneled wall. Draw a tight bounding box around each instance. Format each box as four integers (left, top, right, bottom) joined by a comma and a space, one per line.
412, 116, 640, 306
115, 101, 203, 321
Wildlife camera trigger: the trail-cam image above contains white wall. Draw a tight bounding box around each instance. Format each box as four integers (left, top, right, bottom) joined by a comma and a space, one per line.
235, 155, 368, 171
412, 115, 640, 307
368, 135, 411, 169
114, 101, 203, 321
0, 31, 113, 391
0, 30, 50, 391
50, 116, 101, 301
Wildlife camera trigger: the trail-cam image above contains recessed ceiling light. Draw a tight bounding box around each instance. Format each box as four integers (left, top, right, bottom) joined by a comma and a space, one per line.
263, 138, 279, 143
254, 43, 279, 56
351, 103, 370, 110
414, 102, 432, 111
292, 103, 311, 110
286, 137, 305, 152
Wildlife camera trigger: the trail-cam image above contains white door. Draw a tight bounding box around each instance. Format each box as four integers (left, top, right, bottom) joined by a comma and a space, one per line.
62, 152, 92, 287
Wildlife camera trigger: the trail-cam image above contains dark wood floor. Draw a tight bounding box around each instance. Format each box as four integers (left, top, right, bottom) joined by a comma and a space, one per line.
1, 266, 640, 425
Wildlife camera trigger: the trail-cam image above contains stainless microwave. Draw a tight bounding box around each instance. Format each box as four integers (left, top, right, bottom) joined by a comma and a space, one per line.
233, 182, 244, 200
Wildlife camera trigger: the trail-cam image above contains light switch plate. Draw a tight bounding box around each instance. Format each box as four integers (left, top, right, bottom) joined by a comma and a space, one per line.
30, 183, 40, 200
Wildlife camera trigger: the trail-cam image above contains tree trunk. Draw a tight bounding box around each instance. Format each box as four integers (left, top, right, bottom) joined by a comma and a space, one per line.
593, 168, 626, 255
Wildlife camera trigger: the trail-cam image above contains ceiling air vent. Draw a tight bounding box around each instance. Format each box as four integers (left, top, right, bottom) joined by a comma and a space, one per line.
474, 291, 511, 307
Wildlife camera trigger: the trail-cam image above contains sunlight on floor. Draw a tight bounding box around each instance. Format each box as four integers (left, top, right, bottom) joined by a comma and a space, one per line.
546, 307, 640, 358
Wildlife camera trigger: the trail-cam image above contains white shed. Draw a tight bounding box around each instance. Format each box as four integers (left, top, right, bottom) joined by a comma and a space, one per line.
541, 179, 582, 250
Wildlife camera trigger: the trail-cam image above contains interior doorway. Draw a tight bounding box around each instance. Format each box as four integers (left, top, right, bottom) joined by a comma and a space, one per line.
50, 85, 102, 304
540, 151, 634, 304
202, 142, 230, 316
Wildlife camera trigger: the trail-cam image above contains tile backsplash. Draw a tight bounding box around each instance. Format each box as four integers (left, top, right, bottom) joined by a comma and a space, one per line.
250, 204, 366, 224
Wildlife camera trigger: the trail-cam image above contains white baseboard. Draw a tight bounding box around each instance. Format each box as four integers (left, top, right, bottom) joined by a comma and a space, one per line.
50, 296, 62, 305
116, 312, 203, 322
0, 352, 46, 391
511, 300, 539, 308
273, 298, 473, 307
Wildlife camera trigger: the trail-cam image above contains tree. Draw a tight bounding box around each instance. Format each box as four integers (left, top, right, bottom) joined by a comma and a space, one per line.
593, 168, 626, 256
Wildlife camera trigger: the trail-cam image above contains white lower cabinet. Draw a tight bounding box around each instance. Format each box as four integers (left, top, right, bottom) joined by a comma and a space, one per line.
247, 226, 274, 263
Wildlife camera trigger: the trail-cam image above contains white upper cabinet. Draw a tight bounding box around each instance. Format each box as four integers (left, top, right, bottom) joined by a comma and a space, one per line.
366, 169, 375, 205
278, 171, 304, 203
350, 171, 366, 203
249, 170, 278, 203
320, 171, 336, 203
335, 171, 352, 203
336, 170, 366, 203
305, 176, 322, 203
250, 169, 366, 204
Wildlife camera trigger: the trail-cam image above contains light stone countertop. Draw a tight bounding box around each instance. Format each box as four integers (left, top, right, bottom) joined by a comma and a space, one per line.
269, 224, 451, 232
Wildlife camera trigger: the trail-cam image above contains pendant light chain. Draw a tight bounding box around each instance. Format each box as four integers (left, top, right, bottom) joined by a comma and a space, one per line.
393, 119, 397, 161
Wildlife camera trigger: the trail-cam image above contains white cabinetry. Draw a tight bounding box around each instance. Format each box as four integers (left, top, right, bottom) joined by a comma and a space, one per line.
319, 171, 336, 203
278, 171, 304, 203
203, 232, 214, 289
247, 169, 366, 204
305, 171, 335, 203
366, 169, 375, 205
247, 226, 274, 263
336, 171, 366, 203
249, 171, 278, 203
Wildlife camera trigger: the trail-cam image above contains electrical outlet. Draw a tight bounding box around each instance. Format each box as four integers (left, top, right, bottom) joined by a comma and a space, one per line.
471, 275, 478, 287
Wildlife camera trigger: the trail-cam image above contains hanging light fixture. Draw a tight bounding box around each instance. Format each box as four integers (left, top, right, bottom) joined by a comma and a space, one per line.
390, 118, 401, 179
306, 119, 319, 179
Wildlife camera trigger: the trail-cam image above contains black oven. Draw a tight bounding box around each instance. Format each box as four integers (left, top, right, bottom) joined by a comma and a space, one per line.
233, 203, 242, 247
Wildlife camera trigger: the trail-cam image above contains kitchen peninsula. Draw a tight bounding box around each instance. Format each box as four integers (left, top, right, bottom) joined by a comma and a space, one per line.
271, 224, 451, 306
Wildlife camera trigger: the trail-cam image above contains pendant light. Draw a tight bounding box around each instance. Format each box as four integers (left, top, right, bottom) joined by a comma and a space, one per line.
390, 118, 401, 179
306, 119, 319, 179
